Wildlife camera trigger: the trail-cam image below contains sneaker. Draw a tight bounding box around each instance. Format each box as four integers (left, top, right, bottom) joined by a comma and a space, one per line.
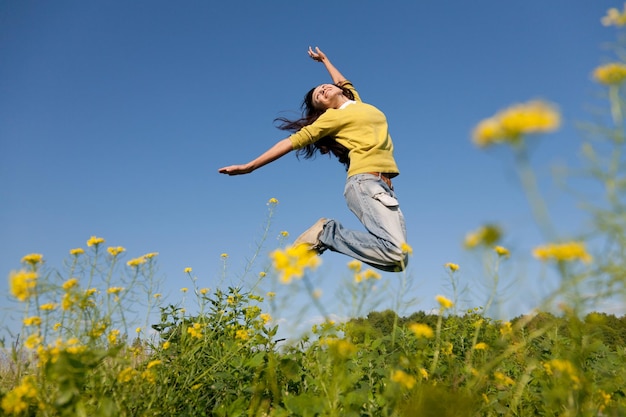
293, 218, 327, 250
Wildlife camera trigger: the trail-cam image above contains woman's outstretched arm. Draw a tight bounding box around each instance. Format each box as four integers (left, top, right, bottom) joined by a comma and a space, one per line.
218, 138, 294, 175
308, 46, 347, 85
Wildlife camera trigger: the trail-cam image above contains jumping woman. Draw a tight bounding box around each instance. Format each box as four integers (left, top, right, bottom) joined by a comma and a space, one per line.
219, 47, 408, 272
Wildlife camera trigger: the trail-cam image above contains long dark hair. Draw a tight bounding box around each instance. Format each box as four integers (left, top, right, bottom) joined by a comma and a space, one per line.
275, 84, 355, 170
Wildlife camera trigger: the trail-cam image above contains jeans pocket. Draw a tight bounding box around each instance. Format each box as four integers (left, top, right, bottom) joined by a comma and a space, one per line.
360, 179, 399, 208
374, 192, 399, 207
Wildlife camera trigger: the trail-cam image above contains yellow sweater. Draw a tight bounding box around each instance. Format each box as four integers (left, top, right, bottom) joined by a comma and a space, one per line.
288, 81, 399, 178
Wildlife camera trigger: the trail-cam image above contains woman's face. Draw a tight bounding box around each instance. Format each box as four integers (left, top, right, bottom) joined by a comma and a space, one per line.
311, 84, 344, 110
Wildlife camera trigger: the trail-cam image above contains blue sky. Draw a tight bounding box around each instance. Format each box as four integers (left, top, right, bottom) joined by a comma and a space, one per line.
1, 1, 620, 334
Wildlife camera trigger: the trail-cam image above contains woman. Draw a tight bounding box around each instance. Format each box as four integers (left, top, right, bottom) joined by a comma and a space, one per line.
219, 47, 408, 272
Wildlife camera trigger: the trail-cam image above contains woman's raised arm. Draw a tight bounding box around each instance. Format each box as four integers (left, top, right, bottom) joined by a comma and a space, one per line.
308, 46, 347, 85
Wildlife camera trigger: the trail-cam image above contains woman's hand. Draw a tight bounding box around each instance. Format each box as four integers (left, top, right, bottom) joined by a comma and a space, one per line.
218, 138, 294, 176
308, 46, 346, 85
218, 164, 253, 175
308, 46, 327, 62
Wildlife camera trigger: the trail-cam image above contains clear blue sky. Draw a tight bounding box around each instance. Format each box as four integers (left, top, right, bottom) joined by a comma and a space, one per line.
0, 1, 619, 333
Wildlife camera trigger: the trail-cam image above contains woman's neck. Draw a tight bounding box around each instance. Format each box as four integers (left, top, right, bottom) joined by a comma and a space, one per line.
331, 95, 350, 109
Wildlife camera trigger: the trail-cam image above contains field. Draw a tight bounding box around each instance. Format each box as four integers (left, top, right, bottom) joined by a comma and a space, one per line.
3, 5, 626, 417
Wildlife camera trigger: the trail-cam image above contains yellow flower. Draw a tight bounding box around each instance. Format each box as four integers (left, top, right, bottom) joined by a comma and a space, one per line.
23, 316, 42, 326
90, 322, 108, 338
62, 278, 79, 290
363, 269, 381, 280
533, 241, 592, 264
599, 390, 612, 411
544, 359, 580, 387
107, 246, 126, 256
494, 371, 515, 386
61, 293, 78, 310
593, 63, 626, 86
184, 267, 192, 273
144, 252, 159, 259
500, 321, 513, 336
268, 197, 279, 204
494, 246, 510, 257
162, 341, 171, 350
107, 286, 124, 295
69, 248, 85, 256
21, 253, 43, 265
472, 100, 560, 147
408, 323, 434, 338
259, 271, 267, 278
199, 288, 209, 295
141, 369, 156, 384
475, 342, 489, 350
220, 253, 228, 258
187, 323, 203, 339
117, 367, 137, 383
347, 260, 362, 272
280, 231, 289, 237
401, 242, 413, 254
498, 101, 560, 136
135, 327, 142, 333
108, 330, 120, 344
271, 244, 321, 284
1, 376, 38, 415
235, 329, 250, 341
436, 295, 454, 310
464, 224, 502, 249
602, 5, 626, 27
322, 337, 357, 357
390, 370, 416, 389
445, 262, 459, 272
87, 236, 105, 247
266, 291, 276, 298
472, 118, 502, 147
9, 270, 38, 301
24, 334, 42, 349
244, 305, 261, 319
259, 313, 272, 324
153, 293, 162, 298
419, 368, 429, 380
127, 256, 147, 267
147, 360, 162, 369
40, 303, 57, 311
85, 288, 97, 296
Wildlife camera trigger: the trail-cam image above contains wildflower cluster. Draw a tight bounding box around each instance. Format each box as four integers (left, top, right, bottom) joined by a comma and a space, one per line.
601, 4, 626, 27
347, 260, 382, 283
408, 322, 434, 338
1, 376, 38, 414
270, 243, 320, 284
464, 224, 502, 249
532, 241, 593, 264
593, 62, 626, 86
472, 100, 560, 147
9, 270, 38, 302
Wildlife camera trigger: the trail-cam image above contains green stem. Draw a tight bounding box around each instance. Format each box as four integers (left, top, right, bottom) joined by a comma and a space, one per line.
429, 310, 444, 375
302, 275, 328, 319
514, 143, 557, 241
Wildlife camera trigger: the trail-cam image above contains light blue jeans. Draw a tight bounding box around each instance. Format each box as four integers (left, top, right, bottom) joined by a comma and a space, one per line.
317, 173, 408, 272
